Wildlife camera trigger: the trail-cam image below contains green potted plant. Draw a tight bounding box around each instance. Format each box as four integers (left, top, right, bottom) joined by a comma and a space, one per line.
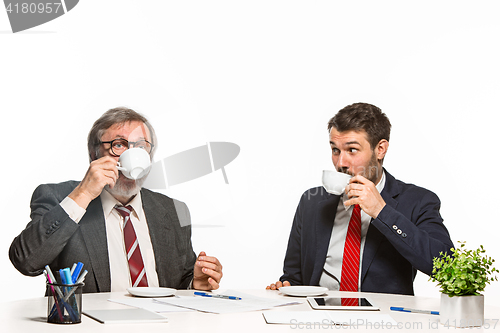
430, 241, 498, 328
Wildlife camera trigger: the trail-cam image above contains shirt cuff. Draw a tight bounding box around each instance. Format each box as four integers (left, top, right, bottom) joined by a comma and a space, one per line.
60, 196, 86, 223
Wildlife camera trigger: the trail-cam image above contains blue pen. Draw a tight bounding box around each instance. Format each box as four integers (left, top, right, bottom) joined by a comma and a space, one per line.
49, 268, 88, 319
390, 306, 439, 315
59, 269, 67, 284
194, 292, 242, 300
62, 270, 88, 302
71, 262, 84, 283
63, 268, 79, 314
52, 268, 78, 321
76, 270, 88, 284
62, 268, 73, 286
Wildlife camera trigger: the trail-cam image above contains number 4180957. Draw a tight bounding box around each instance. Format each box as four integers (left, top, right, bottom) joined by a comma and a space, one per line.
443, 319, 498, 329
5, 2, 62, 14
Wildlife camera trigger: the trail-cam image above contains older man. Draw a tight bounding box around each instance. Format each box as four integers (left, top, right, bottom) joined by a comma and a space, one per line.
267, 103, 453, 295
10, 107, 222, 292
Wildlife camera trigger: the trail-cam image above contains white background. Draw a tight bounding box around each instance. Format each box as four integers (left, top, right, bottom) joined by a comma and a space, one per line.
1, 1, 499, 305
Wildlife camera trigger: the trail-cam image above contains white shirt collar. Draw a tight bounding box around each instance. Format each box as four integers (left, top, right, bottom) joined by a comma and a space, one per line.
101, 189, 144, 219
342, 171, 386, 211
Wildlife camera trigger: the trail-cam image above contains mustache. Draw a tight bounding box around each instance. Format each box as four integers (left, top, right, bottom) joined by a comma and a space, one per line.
337, 167, 354, 176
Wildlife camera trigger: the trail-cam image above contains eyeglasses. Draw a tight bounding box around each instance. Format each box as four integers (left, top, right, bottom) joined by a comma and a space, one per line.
100, 138, 154, 157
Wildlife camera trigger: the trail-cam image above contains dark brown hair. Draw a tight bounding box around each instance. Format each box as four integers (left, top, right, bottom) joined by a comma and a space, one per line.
87, 107, 157, 161
327, 103, 391, 149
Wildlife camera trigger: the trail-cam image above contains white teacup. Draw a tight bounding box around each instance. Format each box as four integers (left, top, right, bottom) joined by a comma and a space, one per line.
117, 148, 152, 180
322, 170, 352, 195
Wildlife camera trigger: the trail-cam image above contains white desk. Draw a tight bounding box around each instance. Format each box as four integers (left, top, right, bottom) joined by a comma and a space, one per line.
1, 290, 499, 332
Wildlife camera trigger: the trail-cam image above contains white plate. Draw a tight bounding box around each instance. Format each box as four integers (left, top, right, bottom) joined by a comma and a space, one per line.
127, 287, 176, 297
279, 286, 328, 297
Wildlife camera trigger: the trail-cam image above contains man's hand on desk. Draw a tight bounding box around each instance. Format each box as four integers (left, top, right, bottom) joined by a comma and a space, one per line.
192, 251, 223, 290
266, 280, 291, 290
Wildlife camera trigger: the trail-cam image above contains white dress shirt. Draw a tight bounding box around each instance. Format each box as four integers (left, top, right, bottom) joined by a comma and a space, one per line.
60, 189, 159, 291
319, 171, 386, 290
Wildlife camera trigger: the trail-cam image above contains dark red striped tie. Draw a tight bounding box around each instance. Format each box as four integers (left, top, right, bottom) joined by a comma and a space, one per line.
115, 205, 148, 287
340, 204, 361, 306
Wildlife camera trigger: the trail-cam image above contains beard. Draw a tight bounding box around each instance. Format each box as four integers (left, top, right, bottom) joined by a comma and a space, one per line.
337, 151, 383, 184
105, 172, 148, 200
361, 152, 383, 184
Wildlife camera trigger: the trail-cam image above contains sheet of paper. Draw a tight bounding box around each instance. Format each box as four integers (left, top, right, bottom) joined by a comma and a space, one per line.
108, 298, 193, 312
263, 310, 398, 327
327, 312, 398, 326
263, 311, 333, 324
84, 308, 168, 324
153, 290, 302, 314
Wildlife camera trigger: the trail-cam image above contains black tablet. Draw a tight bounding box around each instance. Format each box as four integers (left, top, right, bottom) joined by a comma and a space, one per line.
307, 297, 379, 310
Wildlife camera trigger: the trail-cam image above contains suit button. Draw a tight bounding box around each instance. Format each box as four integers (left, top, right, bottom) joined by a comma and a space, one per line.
397, 229, 402, 235
392, 225, 398, 230
402, 233, 407, 238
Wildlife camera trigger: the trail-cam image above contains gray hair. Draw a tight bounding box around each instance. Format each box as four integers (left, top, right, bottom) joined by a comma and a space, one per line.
87, 107, 157, 161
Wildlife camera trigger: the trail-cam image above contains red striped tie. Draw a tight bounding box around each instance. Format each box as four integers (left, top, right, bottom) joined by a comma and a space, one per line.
115, 205, 148, 287
340, 204, 361, 306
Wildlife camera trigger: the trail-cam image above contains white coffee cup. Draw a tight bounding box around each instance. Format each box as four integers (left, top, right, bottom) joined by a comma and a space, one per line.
117, 148, 152, 180
322, 170, 352, 195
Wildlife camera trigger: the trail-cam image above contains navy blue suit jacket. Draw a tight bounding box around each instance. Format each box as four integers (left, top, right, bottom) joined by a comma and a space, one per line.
280, 170, 453, 295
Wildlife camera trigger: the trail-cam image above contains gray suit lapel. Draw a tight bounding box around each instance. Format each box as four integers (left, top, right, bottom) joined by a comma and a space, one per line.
79, 196, 111, 292
141, 189, 180, 287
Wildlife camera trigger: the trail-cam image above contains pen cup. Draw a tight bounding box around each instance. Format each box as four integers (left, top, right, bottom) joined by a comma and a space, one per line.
46, 280, 84, 324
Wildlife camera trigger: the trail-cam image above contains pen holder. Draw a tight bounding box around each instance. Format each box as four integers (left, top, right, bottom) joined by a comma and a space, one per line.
46, 281, 84, 324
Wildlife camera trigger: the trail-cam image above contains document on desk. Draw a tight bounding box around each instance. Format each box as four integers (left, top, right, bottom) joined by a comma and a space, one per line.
153, 290, 302, 314
84, 308, 168, 324
108, 298, 194, 313
263, 311, 398, 326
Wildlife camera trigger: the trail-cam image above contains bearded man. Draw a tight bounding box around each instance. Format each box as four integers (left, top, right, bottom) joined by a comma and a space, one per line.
267, 103, 453, 295
10, 107, 222, 293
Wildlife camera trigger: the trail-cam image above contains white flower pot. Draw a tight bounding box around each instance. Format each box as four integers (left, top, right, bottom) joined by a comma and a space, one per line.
440, 293, 484, 328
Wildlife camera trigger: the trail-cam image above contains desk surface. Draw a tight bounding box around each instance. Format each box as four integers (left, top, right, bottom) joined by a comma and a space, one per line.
1, 290, 499, 332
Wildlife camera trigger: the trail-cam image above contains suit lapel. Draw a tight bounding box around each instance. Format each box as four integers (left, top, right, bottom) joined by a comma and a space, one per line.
361, 170, 400, 284
78, 189, 178, 290
141, 189, 178, 287
311, 194, 340, 285
78, 196, 111, 292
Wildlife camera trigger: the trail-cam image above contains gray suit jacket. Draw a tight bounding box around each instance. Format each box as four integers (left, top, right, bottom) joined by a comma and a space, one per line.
9, 181, 196, 293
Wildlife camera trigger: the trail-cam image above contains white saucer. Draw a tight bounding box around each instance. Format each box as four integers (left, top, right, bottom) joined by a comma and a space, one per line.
127, 287, 176, 297
279, 286, 328, 297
